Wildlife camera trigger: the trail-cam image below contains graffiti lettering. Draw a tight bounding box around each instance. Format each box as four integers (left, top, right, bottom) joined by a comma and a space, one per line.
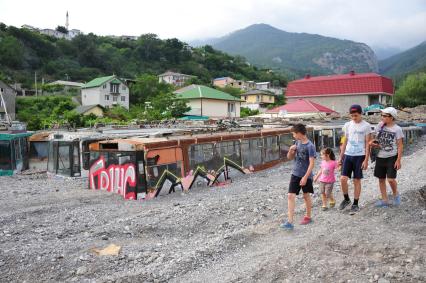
89, 156, 137, 200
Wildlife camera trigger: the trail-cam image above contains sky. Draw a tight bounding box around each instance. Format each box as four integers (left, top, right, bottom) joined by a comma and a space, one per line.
0, 0, 425, 50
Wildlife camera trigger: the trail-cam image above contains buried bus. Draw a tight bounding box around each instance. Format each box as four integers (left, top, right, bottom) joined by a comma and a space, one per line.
46, 129, 190, 178
87, 127, 306, 200
0, 131, 32, 176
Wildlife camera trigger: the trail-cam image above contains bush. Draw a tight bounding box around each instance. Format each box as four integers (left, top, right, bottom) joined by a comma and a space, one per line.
394, 72, 426, 107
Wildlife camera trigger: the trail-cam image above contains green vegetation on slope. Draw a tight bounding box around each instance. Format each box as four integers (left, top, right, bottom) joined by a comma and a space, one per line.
0, 23, 288, 88
379, 41, 426, 80
209, 24, 378, 76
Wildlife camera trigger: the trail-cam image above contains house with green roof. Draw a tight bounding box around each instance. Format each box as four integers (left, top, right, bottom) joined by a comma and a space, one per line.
81, 75, 129, 109
174, 85, 243, 118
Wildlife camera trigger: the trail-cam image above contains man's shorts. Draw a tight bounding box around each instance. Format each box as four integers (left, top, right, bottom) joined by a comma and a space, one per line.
341, 154, 365, 179
374, 155, 398, 179
319, 182, 334, 197
289, 174, 314, 195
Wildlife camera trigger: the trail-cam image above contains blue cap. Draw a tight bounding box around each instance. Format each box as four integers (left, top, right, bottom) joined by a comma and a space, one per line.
349, 104, 362, 114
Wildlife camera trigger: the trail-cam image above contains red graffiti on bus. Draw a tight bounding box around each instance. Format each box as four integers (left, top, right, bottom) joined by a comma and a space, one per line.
89, 156, 137, 200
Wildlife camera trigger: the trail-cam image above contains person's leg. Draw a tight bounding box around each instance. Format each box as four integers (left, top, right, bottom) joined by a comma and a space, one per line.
303, 193, 312, 218
352, 155, 365, 207
379, 178, 388, 202
388, 179, 398, 196
327, 184, 335, 207
353, 178, 361, 203
321, 192, 327, 207
288, 193, 296, 223
340, 175, 349, 195
387, 156, 399, 197
319, 183, 327, 207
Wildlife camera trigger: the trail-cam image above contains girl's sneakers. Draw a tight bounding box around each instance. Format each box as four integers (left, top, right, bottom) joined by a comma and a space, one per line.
329, 200, 336, 208
321, 206, 328, 211
393, 195, 401, 206
300, 216, 312, 225
280, 221, 294, 230
375, 200, 389, 208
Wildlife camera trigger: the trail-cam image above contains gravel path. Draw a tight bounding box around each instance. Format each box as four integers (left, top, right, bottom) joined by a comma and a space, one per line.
0, 138, 425, 282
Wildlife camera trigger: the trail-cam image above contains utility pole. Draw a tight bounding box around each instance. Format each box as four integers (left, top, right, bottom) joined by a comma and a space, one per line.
35, 72, 38, 97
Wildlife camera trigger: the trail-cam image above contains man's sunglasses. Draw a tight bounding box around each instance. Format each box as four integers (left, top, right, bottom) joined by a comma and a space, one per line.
381, 114, 392, 118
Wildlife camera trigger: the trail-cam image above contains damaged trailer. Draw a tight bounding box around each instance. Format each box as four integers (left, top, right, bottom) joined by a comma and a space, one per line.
87, 127, 311, 200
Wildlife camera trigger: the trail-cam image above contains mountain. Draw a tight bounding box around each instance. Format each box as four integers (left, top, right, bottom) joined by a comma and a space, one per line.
198, 24, 378, 75
373, 46, 403, 60
379, 41, 426, 77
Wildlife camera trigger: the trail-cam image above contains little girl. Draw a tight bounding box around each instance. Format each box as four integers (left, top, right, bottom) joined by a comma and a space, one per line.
314, 148, 338, 211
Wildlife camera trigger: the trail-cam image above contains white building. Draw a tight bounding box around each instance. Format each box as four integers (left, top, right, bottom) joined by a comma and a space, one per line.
158, 71, 195, 87
255, 82, 271, 90
81, 75, 129, 110
174, 85, 242, 118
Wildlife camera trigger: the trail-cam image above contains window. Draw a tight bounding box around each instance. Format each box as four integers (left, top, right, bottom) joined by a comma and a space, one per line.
103, 84, 106, 89
105, 95, 110, 101
0, 141, 12, 170
228, 103, 235, 113
122, 85, 126, 90
113, 96, 118, 102
256, 95, 260, 102
110, 83, 119, 94
121, 96, 125, 101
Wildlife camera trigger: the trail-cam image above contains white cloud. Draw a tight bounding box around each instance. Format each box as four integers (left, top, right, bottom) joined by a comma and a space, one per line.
0, 0, 424, 49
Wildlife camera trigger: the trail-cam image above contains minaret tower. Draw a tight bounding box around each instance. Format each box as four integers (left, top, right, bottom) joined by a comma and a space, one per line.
65, 11, 69, 30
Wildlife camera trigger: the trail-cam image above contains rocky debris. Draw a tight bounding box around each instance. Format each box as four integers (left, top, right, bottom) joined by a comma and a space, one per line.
0, 138, 425, 282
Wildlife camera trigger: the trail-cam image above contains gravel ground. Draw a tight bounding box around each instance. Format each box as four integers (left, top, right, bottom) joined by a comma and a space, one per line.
1, 138, 425, 283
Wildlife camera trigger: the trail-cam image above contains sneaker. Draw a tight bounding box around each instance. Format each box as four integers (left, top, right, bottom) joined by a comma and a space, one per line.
393, 195, 401, 206
300, 216, 312, 225
321, 206, 328, 211
280, 221, 294, 230
375, 200, 389, 208
339, 199, 351, 210
349, 205, 360, 215
329, 200, 336, 208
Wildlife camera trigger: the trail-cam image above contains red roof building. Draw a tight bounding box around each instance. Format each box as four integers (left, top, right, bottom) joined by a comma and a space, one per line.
267, 99, 336, 114
285, 72, 394, 113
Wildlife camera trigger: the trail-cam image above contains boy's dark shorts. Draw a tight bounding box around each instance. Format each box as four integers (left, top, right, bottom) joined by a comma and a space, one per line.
289, 174, 314, 195
374, 155, 398, 179
341, 154, 365, 179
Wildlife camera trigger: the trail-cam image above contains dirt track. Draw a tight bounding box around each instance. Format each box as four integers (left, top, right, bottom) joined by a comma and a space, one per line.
0, 139, 425, 282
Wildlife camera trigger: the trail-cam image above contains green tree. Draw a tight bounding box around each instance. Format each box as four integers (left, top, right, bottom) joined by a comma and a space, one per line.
0, 36, 24, 68
217, 86, 243, 97
56, 26, 68, 34
240, 107, 260, 117
130, 74, 173, 105
394, 72, 426, 107
143, 93, 190, 120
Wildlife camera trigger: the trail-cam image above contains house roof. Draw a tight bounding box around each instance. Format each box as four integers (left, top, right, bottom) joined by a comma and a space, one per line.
47, 80, 84, 87
174, 85, 243, 102
82, 75, 115, 89
213, 77, 234, 81
286, 72, 394, 97
241, 89, 276, 96
267, 99, 337, 114
159, 71, 194, 77
75, 104, 105, 114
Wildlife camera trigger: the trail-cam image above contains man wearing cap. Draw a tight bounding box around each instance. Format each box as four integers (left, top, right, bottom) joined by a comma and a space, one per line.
339, 104, 372, 213
370, 107, 403, 207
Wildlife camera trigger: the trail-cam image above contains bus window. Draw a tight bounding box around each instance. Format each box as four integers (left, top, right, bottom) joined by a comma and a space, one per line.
0, 141, 12, 170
